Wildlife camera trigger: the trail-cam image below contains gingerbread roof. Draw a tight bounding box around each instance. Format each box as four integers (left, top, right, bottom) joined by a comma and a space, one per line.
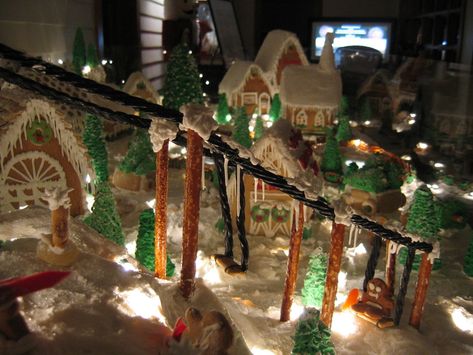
254, 30, 308, 76
279, 64, 342, 108
251, 119, 318, 179
123, 71, 160, 103
218, 61, 273, 101
0, 91, 94, 182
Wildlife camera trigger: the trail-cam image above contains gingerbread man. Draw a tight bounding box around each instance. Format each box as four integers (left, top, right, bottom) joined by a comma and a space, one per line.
351, 278, 394, 324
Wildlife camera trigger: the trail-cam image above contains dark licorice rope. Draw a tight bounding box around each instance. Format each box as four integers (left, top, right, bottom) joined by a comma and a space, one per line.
0, 43, 180, 122
213, 152, 233, 257
236, 168, 249, 271
394, 247, 416, 325
0, 52, 434, 254
363, 234, 382, 291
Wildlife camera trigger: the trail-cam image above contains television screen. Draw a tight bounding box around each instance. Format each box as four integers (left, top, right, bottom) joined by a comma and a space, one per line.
311, 20, 392, 61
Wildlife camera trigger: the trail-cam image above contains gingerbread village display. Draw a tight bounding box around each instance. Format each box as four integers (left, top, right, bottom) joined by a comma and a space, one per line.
0, 26, 472, 355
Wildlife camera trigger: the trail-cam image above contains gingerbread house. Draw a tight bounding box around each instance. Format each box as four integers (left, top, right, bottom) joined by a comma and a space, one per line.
229, 120, 318, 237
357, 69, 395, 119
279, 34, 341, 139
219, 61, 273, 116
0, 91, 94, 216
254, 29, 308, 90
123, 71, 161, 104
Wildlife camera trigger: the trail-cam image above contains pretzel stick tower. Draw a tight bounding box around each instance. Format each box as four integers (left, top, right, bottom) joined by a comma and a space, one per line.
37, 187, 80, 266
179, 104, 218, 299
149, 119, 178, 279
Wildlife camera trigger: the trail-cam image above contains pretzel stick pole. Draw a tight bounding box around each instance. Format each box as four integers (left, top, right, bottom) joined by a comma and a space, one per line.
409, 253, 432, 329
321, 223, 346, 327
155, 139, 169, 279
180, 130, 203, 299
51, 206, 69, 248
280, 202, 304, 322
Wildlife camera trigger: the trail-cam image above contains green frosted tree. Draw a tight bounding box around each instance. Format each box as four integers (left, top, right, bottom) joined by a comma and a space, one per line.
160, 42, 203, 110
321, 128, 343, 178
84, 181, 125, 246
292, 309, 334, 355
339, 95, 349, 117
301, 251, 328, 309
119, 128, 155, 175
406, 185, 439, 241
83, 114, 108, 183
359, 98, 372, 122
232, 107, 252, 148
216, 93, 230, 124
269, 93, 281, 122
135, 208, 175, 277
335, 115, 352, 142
464, 234, 473, 277
87, 43, 99, 68
435, 199, 467, 230
254, 116, 265, 141
72, 28, 86, 75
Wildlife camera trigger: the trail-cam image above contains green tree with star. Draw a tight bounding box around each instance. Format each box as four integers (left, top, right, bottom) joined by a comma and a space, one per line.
160, 42, 203, 111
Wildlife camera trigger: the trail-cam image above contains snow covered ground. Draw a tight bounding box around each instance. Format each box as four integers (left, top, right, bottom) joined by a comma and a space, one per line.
1, 136, 473, 354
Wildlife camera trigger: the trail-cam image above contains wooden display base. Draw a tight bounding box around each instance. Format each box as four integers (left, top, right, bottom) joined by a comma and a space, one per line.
37, 237, 80, 266
212, 254, 245, 275
351, 303, 394, 329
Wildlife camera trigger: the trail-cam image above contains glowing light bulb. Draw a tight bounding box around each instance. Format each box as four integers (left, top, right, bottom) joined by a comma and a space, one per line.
401, 155, 411, 161
417, 142, 429, 150
408, 119, 416, 125
434, 162, 445, 168
85, 174, 91, 183
205, 80, 210, 85
109, 59, 113, 64
82, 65, 91, 75
199, 73, 203, 78
57, 59, 64, 65
188, 50, 192, 55
364, 120, 371, 126
101, 59, 107, 65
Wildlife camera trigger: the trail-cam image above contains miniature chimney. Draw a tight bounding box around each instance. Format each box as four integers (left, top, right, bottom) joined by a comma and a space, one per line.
319, 32, 336, 72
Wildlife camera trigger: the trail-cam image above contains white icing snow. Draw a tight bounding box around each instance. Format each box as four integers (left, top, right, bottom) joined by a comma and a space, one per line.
220, 136, 260, 165
332, 197, 353, 226
42, 187, 73, 211
148, 118, 178, 153
180, 104, 218, 141
279, 64, 342, 108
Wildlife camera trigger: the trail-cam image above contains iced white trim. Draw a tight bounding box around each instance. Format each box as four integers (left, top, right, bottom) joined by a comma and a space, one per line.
148, 118, 178, 152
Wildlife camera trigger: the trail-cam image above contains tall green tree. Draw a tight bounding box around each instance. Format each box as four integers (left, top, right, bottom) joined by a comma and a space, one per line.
119, 128, 155, 175
464, 234, 473, 277
232, 107, 252, 148
135, 209, 175, 277
253, 116, 265, 141
269, 94, 281, 122
359, 98, 372, 122
72, 28, 86, 75
84, 181, 125, 246
406, 185, 440, 241
301, 251, 328, 309
339, 95, 349, 117
83, 114, 108, 183
216, 93, 230, 124
160, 42, 203, 110
335, 116, 352, 142
292, 309, 334, 355
87, 43, 99, 68
321, 128, 343, 175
